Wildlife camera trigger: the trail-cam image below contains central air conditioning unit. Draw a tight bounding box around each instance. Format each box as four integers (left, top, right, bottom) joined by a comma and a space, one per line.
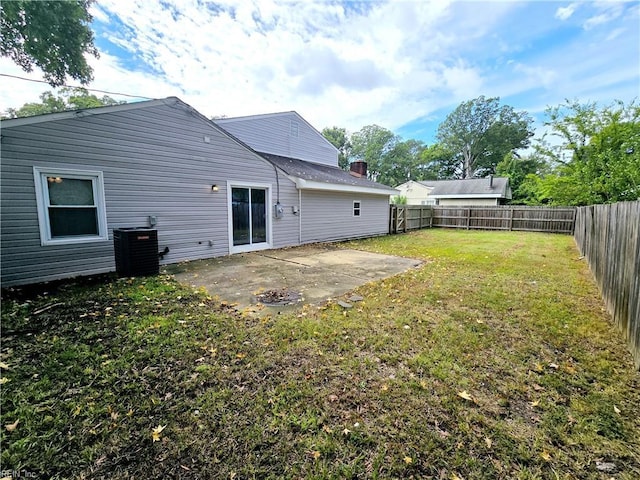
113, 228, 159, 277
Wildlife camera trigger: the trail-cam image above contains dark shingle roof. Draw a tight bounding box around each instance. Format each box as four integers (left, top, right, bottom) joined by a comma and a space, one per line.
258, 152, 397, 193
419, 177, 511, 198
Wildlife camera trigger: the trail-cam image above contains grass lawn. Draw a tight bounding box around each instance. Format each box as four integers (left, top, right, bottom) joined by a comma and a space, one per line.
1, 229, 639, 479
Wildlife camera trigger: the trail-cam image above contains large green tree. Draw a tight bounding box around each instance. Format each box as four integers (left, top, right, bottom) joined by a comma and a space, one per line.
533, 99, 640, 205
349, 125, 426, 186
436, 96, 534, 178
382, 138, 426, 186
321, 126, 352, 170
415, 144, 458, 180
350, 124, 398, 183
496, 151, 549, 204
1, 0, 98, 86
4, 87, 124, 118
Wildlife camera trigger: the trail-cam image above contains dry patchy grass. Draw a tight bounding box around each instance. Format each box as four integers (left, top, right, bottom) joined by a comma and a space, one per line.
1, 230, 639, 479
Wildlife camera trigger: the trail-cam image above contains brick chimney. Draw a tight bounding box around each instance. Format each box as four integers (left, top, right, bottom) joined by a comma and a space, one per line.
350, 161, 367, 177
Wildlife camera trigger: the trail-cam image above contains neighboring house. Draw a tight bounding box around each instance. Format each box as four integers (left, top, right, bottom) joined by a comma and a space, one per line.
0, 97, 397, 287
395, 177, 511, 206
394, 180, 436, 205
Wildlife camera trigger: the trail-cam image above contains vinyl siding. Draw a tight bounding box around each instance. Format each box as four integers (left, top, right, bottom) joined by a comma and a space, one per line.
1, 101, 300, 286
396, 181, 434, 205
300, 191, 390, 244
217, 113, 338, 167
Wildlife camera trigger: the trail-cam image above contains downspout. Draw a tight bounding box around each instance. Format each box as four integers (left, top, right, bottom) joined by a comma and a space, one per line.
272, 163, 280, 204
298, 189, 302, 244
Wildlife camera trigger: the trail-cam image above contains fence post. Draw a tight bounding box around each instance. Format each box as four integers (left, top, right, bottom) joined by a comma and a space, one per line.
509, 208, 514, 231
403, 207, 407, 233
389, 205, 395, 234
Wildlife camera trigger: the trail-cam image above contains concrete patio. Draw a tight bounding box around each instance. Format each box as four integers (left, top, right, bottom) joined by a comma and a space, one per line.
165, 243, 422, 314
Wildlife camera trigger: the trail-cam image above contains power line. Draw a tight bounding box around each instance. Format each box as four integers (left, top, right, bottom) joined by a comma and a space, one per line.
0, 73, 156, 100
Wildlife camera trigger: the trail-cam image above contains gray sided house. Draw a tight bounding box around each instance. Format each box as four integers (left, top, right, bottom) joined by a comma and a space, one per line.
0, 97, 396, 287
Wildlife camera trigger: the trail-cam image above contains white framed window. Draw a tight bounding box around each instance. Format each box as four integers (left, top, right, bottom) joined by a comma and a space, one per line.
353, 200, 361, 217
33, 167, 109, 246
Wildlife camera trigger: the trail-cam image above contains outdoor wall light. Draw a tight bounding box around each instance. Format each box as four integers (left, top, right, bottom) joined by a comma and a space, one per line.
211, 184, 219, 192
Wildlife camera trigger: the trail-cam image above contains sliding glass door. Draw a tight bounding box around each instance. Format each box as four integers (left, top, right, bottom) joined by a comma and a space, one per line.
231, 187, 267, 248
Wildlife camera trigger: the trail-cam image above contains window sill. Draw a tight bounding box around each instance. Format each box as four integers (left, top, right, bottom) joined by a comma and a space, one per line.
41, 235, 110, 247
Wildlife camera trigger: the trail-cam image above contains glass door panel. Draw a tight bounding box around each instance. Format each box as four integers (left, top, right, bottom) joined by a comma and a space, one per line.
232, 187, 250, 246
251, 188, 267, 243
232, 187, 267, 247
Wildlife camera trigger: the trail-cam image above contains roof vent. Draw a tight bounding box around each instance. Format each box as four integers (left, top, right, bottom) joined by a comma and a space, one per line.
290, 120, 299, 138
488, 175, 494, 188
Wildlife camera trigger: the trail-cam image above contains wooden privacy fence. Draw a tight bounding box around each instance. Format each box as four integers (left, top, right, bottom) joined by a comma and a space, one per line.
574, 201, 640, 370
390, 205, 576, 234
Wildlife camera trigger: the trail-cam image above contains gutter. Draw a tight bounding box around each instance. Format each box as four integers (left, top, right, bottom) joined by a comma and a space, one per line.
293, 177, 399, 196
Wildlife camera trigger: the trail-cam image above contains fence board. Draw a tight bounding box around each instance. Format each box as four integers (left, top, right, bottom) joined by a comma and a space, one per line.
574, 201, 640, 370
390, 205, 576, 234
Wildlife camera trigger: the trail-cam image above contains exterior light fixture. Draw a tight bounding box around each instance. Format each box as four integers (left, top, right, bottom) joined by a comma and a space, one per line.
211, 184, 219, 192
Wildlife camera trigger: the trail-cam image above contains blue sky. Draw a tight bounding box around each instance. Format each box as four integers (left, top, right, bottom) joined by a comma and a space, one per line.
1, 0, 638, 145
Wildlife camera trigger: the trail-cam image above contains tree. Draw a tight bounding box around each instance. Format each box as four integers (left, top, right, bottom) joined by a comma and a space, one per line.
4, 87, 124, 118
532, 99, 640, 205
350, 124, 399, 183
436, 96, 534, 178
415, 144, 458, 180
496, 151, 549, 204
1, 0, 98, 86
349, 125, 425, 186
321, 126, 352, 170
382, 138, 426, 186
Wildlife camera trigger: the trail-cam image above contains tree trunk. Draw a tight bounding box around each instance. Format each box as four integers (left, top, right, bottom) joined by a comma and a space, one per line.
463, 145, 474, 178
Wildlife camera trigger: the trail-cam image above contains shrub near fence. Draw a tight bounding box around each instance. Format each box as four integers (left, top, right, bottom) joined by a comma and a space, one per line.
389, 205, 576, 234
574, 201, 640, 370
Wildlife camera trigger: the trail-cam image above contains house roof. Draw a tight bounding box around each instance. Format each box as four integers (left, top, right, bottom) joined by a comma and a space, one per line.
259, 152, 398, 195
418, 177, 511, 199
1, 97, 172, 128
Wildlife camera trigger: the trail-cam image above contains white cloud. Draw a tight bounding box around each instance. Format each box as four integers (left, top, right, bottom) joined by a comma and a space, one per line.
512, 63, 558, 89
555, 3, 578, 21
583, 2, 624, 29
1, 0, 638, 142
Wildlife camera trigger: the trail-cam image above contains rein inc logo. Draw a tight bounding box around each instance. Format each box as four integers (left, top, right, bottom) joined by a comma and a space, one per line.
1, 471, 38, 479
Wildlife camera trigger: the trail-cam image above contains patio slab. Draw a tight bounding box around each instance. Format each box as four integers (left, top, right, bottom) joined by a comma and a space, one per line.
165, 244, 422, 314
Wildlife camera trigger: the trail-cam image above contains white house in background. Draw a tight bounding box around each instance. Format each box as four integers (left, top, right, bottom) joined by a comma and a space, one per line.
396, 177, 512, 206
0, 97, 397, 287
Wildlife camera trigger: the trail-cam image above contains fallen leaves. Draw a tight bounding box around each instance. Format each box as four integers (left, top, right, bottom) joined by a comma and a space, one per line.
151, 424, 166, 442
5, 419, 19, 432
457, 390, 474, 402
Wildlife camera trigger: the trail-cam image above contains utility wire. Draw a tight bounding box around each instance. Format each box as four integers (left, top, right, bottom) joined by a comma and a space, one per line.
0, 73, 155, 100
